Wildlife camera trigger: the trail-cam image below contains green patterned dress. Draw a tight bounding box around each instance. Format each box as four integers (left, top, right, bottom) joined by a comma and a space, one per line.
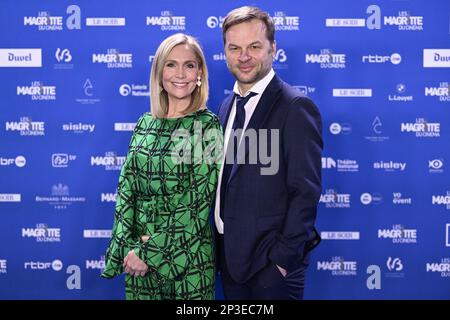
101, 109, 222, 300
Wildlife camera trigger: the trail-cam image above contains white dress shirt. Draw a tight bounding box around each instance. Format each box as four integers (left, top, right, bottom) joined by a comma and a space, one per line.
214, 69, 275, 234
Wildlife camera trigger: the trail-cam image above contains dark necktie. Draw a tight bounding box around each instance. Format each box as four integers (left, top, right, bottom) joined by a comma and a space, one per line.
220, 92, 257, 221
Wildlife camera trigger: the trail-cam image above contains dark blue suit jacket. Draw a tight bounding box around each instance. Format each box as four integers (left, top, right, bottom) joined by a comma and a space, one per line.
217, 74, 323, 283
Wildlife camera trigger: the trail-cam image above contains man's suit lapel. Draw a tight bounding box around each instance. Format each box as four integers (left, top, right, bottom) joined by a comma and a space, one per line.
228, 75, 283, 183
218, 93, 235, 128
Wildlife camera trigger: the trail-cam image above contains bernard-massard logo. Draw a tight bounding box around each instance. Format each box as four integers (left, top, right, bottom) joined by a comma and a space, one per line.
35, 183, 86, 209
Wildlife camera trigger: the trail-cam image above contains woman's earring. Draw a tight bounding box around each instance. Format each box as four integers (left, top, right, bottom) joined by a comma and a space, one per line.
196, 76, 202, 87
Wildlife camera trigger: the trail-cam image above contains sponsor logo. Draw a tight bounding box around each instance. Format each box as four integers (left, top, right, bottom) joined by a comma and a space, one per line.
54, 48, 73, 69
146, 11, 186, 31
273, 49, 288, 69
426, 258, 450, 277
0, 194, 21, 202
62, 122, 95, 133
365, 117, 390, 142
272, 11, 300, 31
83, 229, 112, 238
52, 154, 76, 168
5, 117, 45, 136
17, 81, 56, 100
206, 16, 224, 28
91, 152, 126, 171
320, 189, 351, 208
0, 259, 6, 273
429, 159, 444, 173
317, 256, 357, 276
360, 193, 383, 205
326, 18, 365, 27
423, 49, 450, 68
329, 122, 352, 135
392, 192, 412, 205
86, 256, 105, 270
293, 85, 316, 96
86, 17, 125, 26
378, 224, 417, 244
320, 231, 360, 240
386, 257, 405, 278
22, 223, 61, 242
35, 183, 86, 210
75, 79, 101, 104
119, 84, 149, 97
333, 88, 372, 97
306, 49, 346, 68
0, 49, 42, 67
425, 82, 450, 101
373, 161, 406, 172
0, 156, 26, 167
432, 192, 450, 210
401, 118, 440, 138
388, 83, 413, 102
322, 157, 359, 172
92, 49, 132, 68
362, 53, 401, 64
114, 123, 136, 132
24, 259, 63, 271
101, 192, 117, 202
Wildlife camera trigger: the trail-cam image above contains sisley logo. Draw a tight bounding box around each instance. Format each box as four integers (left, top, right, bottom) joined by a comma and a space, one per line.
0, 49, 42, 67
423, 49, 450, 68
373, 161, 406, 172
62, 122, 95, 133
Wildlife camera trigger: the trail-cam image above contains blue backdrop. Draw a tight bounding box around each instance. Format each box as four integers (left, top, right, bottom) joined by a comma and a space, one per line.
0, 0, 449, 299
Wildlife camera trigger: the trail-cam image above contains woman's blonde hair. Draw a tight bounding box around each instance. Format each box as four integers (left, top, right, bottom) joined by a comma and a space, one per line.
150, 33, 209, 118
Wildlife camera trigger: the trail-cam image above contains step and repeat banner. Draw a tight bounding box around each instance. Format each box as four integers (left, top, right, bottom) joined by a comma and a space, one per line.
0, 0, 449, 299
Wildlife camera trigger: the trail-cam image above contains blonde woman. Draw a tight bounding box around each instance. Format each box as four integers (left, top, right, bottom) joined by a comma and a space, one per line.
102, 33, 221, 300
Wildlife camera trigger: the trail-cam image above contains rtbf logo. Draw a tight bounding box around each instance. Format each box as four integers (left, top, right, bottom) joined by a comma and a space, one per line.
24, 259, 63, 271
362, 53, 401, 64
0, 156, 26, 167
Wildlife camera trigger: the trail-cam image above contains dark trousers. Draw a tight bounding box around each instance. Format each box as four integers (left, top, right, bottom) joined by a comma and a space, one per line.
217, 233, 309, 300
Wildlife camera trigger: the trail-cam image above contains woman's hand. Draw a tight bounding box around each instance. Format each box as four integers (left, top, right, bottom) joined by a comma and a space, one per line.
123, 249, 149, 277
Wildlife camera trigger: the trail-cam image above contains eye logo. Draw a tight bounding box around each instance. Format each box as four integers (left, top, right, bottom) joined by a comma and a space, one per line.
429, 159, 443, 170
